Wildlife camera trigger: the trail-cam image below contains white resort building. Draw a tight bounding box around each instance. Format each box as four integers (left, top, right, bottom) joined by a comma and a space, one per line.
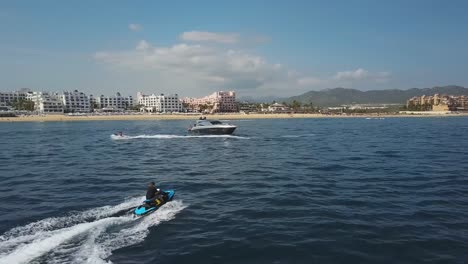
0, 89, 31, 106
27, 92, 64, 113
267, 103, 290, 112
183, 91, 238, 113
91, 93, 134, 110
137, 92, 183, 113
62, 90, 91, 113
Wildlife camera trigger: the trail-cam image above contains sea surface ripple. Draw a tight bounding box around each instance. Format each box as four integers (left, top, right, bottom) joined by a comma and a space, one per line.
0, 117, 467, 263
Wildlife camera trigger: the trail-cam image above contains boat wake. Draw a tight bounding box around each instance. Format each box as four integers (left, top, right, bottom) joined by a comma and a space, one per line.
0, 197, 186, 264
111, 134, 249, 140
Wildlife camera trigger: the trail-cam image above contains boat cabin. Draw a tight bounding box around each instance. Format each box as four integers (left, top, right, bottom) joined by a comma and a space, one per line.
194, 120, 223, 126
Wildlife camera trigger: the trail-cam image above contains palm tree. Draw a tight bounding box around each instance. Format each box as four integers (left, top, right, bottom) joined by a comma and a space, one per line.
291, 100, 302, 111
12, 99, 35, 111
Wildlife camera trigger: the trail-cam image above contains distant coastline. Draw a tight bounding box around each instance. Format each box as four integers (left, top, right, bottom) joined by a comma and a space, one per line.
1, 112, 468, 122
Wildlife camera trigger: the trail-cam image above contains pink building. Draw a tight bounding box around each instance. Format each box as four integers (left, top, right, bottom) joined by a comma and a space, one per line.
183, 91, 238, 113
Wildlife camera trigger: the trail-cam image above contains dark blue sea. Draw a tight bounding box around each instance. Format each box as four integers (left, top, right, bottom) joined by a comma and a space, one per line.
0, 117, 467, 264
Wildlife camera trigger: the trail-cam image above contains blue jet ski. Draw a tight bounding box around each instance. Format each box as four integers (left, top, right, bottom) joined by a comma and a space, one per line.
134, 190, 175, 216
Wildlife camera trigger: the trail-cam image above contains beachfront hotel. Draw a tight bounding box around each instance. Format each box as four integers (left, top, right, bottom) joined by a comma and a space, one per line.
137, 92, 183, 113
1, 88, 240, 114
183, 91, 239, 113
90, 93, 134, 110
27, 92, 64, 113
62, 90, 91, 113
266, 102, 290, 112
25, 90, 90, 113
407, 94, 468, 111
0, 89, 31, 106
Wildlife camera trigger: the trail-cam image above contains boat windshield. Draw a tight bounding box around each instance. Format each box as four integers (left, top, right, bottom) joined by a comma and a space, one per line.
195, 120, 225, 126
195, 120, 211, 126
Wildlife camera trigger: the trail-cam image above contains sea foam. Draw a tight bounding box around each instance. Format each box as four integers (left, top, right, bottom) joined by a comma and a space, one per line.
0, 198, 186, 264
111, 134, 249, 140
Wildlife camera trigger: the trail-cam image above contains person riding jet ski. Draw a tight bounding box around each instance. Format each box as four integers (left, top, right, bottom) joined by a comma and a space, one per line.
134, 184, 175, 216
145, 182, 166, 206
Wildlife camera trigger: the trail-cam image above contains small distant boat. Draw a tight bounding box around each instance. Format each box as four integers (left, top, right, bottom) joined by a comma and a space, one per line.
111, 131, 128, 140
114, 131, 124, 137
188, 120, 237, 135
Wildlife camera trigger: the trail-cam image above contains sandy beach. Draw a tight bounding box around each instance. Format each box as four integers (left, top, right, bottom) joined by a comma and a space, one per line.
1, 112, 467, 122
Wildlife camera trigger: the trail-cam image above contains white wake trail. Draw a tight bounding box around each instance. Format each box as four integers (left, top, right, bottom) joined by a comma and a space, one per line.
0, 198, 186, 264
73, 200, 187, 264
111, 134, 249, 140
0, 196, 141, 249
0, 217, 131, 264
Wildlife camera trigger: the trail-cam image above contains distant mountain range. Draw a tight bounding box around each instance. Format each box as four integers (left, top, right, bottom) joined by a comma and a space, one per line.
241, 85, 468, 107
238, 95, 282, 103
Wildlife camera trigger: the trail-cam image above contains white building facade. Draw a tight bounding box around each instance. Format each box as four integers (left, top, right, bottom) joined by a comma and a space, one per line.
102, 93, 134, 109
137, 92, 183, 112
91, 93, 134, 110
267, 103, 290, 112
61, 90, 91, 113
0, 89, 31, 106
28, 92, 64, 113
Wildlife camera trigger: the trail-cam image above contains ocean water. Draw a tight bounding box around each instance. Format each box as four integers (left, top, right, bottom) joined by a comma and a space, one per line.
0, 117, 467, 264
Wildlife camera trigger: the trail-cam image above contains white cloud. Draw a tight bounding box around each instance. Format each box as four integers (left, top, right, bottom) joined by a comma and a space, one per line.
333, 68, 391, 83
334, 68, 369, 81
180, 31, 240, 44
128, 23, 142, 32
94, 40, 288, 95
94, 37, 391, 96
136, 40, 151, 51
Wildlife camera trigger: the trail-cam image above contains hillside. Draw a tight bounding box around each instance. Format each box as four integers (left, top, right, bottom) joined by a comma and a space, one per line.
284, 85, 468, 107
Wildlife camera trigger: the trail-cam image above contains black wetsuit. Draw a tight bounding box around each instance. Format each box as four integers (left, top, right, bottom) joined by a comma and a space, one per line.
146, 186, 158, 200
146, 186, 165, 205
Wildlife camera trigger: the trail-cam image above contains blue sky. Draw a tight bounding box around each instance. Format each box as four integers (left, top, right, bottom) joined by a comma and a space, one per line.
1, 0, 467, 97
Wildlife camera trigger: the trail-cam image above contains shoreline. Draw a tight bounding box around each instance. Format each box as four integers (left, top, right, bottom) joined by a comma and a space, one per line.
1, 113, 468, 122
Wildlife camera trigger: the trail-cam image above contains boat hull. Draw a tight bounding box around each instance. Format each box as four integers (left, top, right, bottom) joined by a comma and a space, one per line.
189, 127, 236, 135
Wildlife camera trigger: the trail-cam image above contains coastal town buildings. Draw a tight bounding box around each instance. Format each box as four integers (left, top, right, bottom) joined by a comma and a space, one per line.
137, 92, 183, 112
27, 92, 64, 113
61, 90, 91, 113
2, 88, 244, 114
406, 94, 468, 111
90, 93, 134, 110
239, 102, 259, 113
0, 89, 31, 106
266, 103, 290, 112
183, 91, 238, 113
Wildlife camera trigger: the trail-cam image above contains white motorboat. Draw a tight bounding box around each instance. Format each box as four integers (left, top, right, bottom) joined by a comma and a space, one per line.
188, 120, 237, 135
